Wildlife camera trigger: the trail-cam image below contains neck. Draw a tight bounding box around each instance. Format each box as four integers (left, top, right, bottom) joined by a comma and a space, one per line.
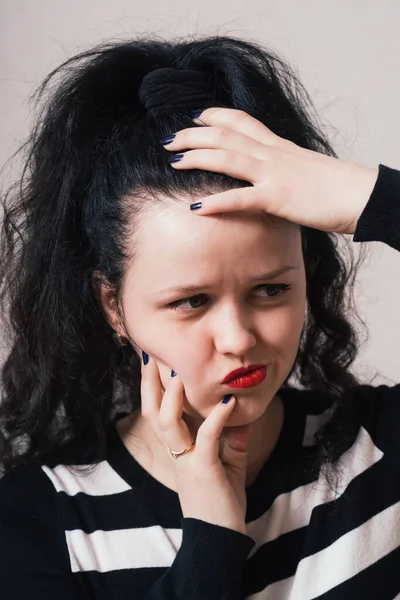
117, 394, 284, 490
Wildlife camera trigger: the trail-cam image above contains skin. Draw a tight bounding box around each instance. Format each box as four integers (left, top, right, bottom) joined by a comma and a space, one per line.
97, 198, 307, 490
97, 106, 378, 491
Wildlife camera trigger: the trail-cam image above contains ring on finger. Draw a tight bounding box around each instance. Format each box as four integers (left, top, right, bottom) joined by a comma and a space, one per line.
168, 439, 195, 459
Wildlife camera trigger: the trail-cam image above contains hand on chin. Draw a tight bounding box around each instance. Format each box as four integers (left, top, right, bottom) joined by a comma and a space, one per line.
221, 422, 256, 453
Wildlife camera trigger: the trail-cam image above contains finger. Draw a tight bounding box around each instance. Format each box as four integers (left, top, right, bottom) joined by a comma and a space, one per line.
192, 107, 280, 146
162, 126, 267, 161
169, 148, 263, 185
195, 395, 237, 466
140, 354, 163, 423
189, 185, 279, 216
157, 373, 195, 455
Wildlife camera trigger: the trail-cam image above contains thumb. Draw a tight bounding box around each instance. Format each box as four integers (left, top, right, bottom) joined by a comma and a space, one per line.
219, 422, 255, 473
224, 422, 255, 453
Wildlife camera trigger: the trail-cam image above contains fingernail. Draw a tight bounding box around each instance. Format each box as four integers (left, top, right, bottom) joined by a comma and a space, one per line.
167, 154, 184, 164
171, 370, 177, 377
142, 351, 149, 365
191, 111, 203, 120
190, 201, 202, 211
222, 394, 233, 404
160, 134, 176, 145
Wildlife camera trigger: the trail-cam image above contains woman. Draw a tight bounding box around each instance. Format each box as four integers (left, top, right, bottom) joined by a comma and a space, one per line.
0, 35, 398, 599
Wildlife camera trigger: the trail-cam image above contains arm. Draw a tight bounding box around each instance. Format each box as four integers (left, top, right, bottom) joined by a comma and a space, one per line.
142, 519, 254, 600
0, 465, 255, 600
353, 163, 400, 251
352, 163, 400, 459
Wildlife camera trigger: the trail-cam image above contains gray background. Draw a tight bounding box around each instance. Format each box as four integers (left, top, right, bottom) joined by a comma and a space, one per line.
1, 0, 399, 385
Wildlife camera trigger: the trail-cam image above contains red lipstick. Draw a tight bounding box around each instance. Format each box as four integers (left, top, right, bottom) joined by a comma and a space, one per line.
221, 364, 268, 389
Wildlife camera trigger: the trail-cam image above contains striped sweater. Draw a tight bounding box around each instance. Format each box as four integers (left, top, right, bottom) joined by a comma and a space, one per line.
1, 164, 400, 599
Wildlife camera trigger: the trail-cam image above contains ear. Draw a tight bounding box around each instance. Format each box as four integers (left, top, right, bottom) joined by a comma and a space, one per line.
91, 272, 142, 356
91, 271, 120, 332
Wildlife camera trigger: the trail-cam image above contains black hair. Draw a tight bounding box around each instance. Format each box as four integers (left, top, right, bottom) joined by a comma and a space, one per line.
0, 34, 369, 485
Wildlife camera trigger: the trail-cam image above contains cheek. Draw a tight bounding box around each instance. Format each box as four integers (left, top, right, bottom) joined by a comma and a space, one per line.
260, 298, 305, 351
126, 313, 205, 385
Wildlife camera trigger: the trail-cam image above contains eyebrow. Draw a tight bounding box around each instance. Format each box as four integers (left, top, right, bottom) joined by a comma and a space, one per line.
158, 265, 300, 295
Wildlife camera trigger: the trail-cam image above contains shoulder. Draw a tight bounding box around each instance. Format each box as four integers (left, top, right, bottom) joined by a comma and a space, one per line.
0, 459, 57, 503
0, 458, 78, 568
349, 382, 400, 460
0, 461, 88, 597
0, 461, 64, 540
285, 382, 400, 462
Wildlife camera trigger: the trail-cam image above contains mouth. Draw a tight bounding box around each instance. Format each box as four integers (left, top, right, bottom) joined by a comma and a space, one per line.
221, 365, 268, 389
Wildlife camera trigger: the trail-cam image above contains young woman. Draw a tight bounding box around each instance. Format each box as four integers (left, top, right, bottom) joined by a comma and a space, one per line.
0, 35, 398, 599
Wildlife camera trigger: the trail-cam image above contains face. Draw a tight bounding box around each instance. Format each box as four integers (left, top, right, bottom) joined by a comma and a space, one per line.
111, 200, 306, 428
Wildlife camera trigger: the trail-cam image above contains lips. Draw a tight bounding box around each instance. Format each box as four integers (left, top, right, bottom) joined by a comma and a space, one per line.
226, 367, 267, 389
221, 364, 267, 384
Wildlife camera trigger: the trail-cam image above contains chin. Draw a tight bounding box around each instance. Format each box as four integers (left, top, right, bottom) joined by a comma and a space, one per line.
223, 392, 273, 427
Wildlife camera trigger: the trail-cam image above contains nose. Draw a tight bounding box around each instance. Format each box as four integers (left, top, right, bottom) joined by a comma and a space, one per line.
211, 302, 257, 356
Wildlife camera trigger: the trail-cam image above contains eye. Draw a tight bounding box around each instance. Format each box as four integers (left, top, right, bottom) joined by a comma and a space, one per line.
167, 284, 291, 312
253, 283, 291, 298
168, 293, 209, 311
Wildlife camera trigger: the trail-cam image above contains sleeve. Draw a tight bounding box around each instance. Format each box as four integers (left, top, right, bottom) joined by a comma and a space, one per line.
353, 163, 400, 251
0, 464, 87, 600
141, 518, 255, 600
0, 464, 255, 600
352, 163, 400, 461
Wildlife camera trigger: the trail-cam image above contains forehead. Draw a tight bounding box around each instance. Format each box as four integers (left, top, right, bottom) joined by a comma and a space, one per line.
141, 196, 298, 245
126, 200, 301, 285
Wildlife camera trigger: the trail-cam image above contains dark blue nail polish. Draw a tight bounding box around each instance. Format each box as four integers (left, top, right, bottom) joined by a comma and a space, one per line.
160, 134, 176, 145
167, 154, 184, 163
142, 351, 149, 365
222, 394, 233, 404
171, 370, 177, 377
191, 111, 203, 120
190, 202, 202, 211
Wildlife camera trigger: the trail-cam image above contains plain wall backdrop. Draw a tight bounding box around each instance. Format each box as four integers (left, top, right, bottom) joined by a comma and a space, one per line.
0, 0, 399, 385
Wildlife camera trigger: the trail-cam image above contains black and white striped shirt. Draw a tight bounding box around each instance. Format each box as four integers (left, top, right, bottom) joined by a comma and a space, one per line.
1, 164, 400, 599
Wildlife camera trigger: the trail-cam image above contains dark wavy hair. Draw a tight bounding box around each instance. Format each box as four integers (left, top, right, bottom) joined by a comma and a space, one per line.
0, 34, 369, 482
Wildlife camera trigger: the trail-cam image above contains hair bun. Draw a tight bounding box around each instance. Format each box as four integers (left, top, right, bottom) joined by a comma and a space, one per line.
138, 67, 215, 117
